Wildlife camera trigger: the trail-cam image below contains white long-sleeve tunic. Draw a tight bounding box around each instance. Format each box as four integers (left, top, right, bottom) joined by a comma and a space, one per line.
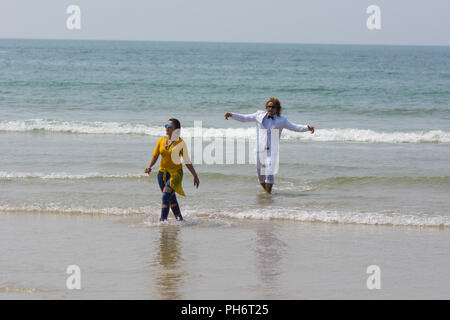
231, 110, 309, 175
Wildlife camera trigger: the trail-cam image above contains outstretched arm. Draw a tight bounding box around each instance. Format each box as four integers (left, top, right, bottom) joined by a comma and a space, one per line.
224, 112, 258, 122
283, 118, 315, 134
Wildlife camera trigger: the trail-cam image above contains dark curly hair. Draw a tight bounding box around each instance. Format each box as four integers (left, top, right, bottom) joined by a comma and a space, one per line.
265, 97, 282, 116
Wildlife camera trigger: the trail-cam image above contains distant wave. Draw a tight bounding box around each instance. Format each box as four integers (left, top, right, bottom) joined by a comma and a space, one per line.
315, 175, 450, 187
1, 119, 449, 143
0, 203, 448, 227
310, 105, 447, 116
0, 171, 147, 180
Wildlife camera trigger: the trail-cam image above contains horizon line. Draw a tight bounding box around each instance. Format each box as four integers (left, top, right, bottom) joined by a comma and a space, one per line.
1, 36, 449, 48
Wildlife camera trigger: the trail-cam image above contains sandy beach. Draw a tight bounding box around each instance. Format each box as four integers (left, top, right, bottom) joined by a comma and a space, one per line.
1, 212, 449, 299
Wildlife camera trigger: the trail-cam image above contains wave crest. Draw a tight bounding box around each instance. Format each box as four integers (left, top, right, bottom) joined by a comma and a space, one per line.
0, 203, 448, 227
0, 171, 146, 180
1, 119, 449, 144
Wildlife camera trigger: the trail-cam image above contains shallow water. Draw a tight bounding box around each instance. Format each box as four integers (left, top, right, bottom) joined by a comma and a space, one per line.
1, 40, 450, 227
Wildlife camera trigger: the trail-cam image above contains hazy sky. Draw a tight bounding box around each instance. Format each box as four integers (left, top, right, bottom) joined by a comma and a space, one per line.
1, 0, 449, 45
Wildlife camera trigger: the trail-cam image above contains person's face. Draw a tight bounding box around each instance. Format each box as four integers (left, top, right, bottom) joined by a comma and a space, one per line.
165, 120, 175, 136
266, 103, 278, 116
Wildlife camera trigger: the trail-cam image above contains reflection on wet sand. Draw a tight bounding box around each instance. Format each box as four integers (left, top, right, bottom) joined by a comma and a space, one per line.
152, 225, 184, 300
254, 222, 286, 297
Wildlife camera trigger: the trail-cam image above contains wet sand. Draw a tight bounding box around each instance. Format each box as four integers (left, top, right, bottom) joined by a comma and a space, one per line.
1, 212, 449, 299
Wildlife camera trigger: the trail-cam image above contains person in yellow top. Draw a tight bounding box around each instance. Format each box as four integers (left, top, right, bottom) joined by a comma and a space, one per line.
145, 118, 199, 221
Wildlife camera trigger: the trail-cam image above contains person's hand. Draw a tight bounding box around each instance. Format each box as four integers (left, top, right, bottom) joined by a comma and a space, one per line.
224, 112, 232, 120
308, 125, 315, 134
145, 167, 152, 174
193, 176, 200, 188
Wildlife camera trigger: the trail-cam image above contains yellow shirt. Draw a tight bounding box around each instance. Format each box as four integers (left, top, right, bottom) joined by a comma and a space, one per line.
152, 137, 190, 170
152, 137, 191, 196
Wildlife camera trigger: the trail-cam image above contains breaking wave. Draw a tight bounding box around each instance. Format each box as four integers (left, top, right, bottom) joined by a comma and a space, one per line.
0, 203, 448, 227
1, 119, 449, 144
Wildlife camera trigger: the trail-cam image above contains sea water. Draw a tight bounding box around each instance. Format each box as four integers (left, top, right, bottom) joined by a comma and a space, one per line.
1, 39, 449, 227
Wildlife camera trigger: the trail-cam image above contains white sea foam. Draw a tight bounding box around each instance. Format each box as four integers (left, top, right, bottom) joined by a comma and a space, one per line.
286, 128, 450, 144
1, 119, 449, 144
0, 203, 448, 227
0, 171, 146, 180
214, 208, 450, 227
0, 204, 154, 216
0, 119, 155, 135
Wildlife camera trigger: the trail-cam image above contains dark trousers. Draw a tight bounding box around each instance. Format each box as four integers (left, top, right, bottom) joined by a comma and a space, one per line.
157, 170, 182, 221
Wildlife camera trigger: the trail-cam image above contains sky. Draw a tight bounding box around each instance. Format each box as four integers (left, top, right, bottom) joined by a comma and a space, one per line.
1, 0, 449, 46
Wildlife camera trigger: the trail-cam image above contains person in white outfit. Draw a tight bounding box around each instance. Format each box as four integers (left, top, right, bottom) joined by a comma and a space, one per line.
225, 97, 314, 194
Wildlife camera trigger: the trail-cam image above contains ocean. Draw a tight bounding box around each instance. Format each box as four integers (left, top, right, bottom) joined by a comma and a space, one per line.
1, 39, 449, 299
